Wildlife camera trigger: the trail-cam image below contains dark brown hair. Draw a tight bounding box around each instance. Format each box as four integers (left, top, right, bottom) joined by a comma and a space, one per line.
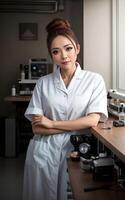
46, 18, 79, 56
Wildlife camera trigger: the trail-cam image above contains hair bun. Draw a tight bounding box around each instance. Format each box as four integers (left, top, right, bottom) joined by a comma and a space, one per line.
46, 18, 71, 33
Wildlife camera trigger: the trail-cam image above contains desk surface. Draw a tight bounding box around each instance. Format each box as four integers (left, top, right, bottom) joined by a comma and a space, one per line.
91, 122, 125, 163
68, 159, 125, 200
4, 95, 31, 102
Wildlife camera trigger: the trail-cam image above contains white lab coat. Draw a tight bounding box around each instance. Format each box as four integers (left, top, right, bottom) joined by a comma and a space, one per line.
23, 63, 108, 200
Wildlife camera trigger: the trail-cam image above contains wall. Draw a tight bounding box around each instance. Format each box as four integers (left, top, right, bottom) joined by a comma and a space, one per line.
0, 0, 83, 117
84, 0, 112, 89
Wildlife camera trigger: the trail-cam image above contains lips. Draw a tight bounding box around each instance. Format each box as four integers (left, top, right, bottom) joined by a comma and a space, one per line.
61, 61, 70, 65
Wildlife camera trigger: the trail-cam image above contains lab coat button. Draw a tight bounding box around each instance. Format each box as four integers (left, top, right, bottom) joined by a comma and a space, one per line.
62, 112, 66, 115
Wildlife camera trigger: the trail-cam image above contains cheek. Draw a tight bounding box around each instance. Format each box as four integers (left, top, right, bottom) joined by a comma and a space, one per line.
52, 54, 61, 63
70, 52, 77, 60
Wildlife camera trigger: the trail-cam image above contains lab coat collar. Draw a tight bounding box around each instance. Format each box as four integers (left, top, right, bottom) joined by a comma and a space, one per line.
53, 63, 83, 94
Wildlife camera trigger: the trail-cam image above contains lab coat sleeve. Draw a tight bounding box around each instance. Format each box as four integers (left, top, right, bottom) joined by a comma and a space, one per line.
24, 79, 44, 121
86, 74, 108, 122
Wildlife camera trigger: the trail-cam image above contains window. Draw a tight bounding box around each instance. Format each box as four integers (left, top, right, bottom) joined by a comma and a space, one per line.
112, 0, 125, 100
112, 0, 125, 95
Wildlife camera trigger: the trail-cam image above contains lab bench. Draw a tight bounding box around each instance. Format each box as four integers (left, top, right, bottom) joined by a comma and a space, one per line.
67, 118, 125, 200
67, 158, 125, 200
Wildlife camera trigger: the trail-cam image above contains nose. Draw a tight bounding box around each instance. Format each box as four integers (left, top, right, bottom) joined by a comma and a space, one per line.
61, 50, 67, 59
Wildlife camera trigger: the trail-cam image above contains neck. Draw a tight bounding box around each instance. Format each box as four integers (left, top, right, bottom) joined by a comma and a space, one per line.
61, 66, 77, 87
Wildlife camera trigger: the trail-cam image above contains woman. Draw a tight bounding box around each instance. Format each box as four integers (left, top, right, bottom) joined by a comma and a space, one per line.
23, 18, 108, 200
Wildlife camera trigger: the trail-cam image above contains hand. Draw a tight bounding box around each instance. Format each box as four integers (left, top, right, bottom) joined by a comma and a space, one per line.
32, 115, 53, 129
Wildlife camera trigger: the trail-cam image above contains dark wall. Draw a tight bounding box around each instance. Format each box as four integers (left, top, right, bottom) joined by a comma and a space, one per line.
0, 0, 83, 117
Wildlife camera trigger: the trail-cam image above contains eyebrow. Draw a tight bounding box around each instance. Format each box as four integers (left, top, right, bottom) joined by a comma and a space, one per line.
51, 43, 73, 51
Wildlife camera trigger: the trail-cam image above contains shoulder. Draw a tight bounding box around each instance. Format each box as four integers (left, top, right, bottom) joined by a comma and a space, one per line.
32, 73, 54, 92
81, 69, 104, 82
79, 69, 106, 90
36, 73, 54, 85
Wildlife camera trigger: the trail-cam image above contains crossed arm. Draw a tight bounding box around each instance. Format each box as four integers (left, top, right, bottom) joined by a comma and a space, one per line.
31, 113, 100, 136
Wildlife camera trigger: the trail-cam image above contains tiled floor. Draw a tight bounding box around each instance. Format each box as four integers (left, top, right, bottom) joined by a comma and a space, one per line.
0, 153, 26, 200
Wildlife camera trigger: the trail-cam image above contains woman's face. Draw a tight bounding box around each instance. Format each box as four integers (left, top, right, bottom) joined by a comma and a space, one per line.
50, 35, 80, 70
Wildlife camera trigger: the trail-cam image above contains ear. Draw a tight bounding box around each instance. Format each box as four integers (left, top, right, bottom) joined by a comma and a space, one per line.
76, 44, 80, 55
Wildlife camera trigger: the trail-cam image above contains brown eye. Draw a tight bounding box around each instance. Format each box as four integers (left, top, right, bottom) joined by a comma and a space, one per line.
52, 50, 58, 55
66, 46, 73, 51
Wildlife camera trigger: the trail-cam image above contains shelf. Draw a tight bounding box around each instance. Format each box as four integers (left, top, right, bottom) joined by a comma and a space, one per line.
4, 95, 31, 102
0, 1, 58, 13
18, 79, 37, 84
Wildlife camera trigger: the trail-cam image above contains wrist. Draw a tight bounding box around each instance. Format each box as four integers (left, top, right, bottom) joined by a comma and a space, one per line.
53, 120, 57, 128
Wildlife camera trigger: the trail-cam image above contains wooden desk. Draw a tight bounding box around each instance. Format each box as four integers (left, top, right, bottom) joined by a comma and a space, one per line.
4, 95, 31, 102
68, 121, 125, 200
91, 122, 125, 163
67, 159, 125, 200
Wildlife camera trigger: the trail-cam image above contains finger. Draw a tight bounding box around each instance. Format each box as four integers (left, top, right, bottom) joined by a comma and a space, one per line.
32, 115, 42, 120
32, 119, 41, 125
32, 115, 42, 121
32, 116, 41, 120
32, 121, 41, 126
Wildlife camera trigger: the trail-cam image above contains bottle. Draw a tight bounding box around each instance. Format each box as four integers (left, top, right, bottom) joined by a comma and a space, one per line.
119, 103, 125, 122
20, 64, 25, 80
107, 92, 112, 107
11, 85, 16, 96
21, 69, 25, 80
